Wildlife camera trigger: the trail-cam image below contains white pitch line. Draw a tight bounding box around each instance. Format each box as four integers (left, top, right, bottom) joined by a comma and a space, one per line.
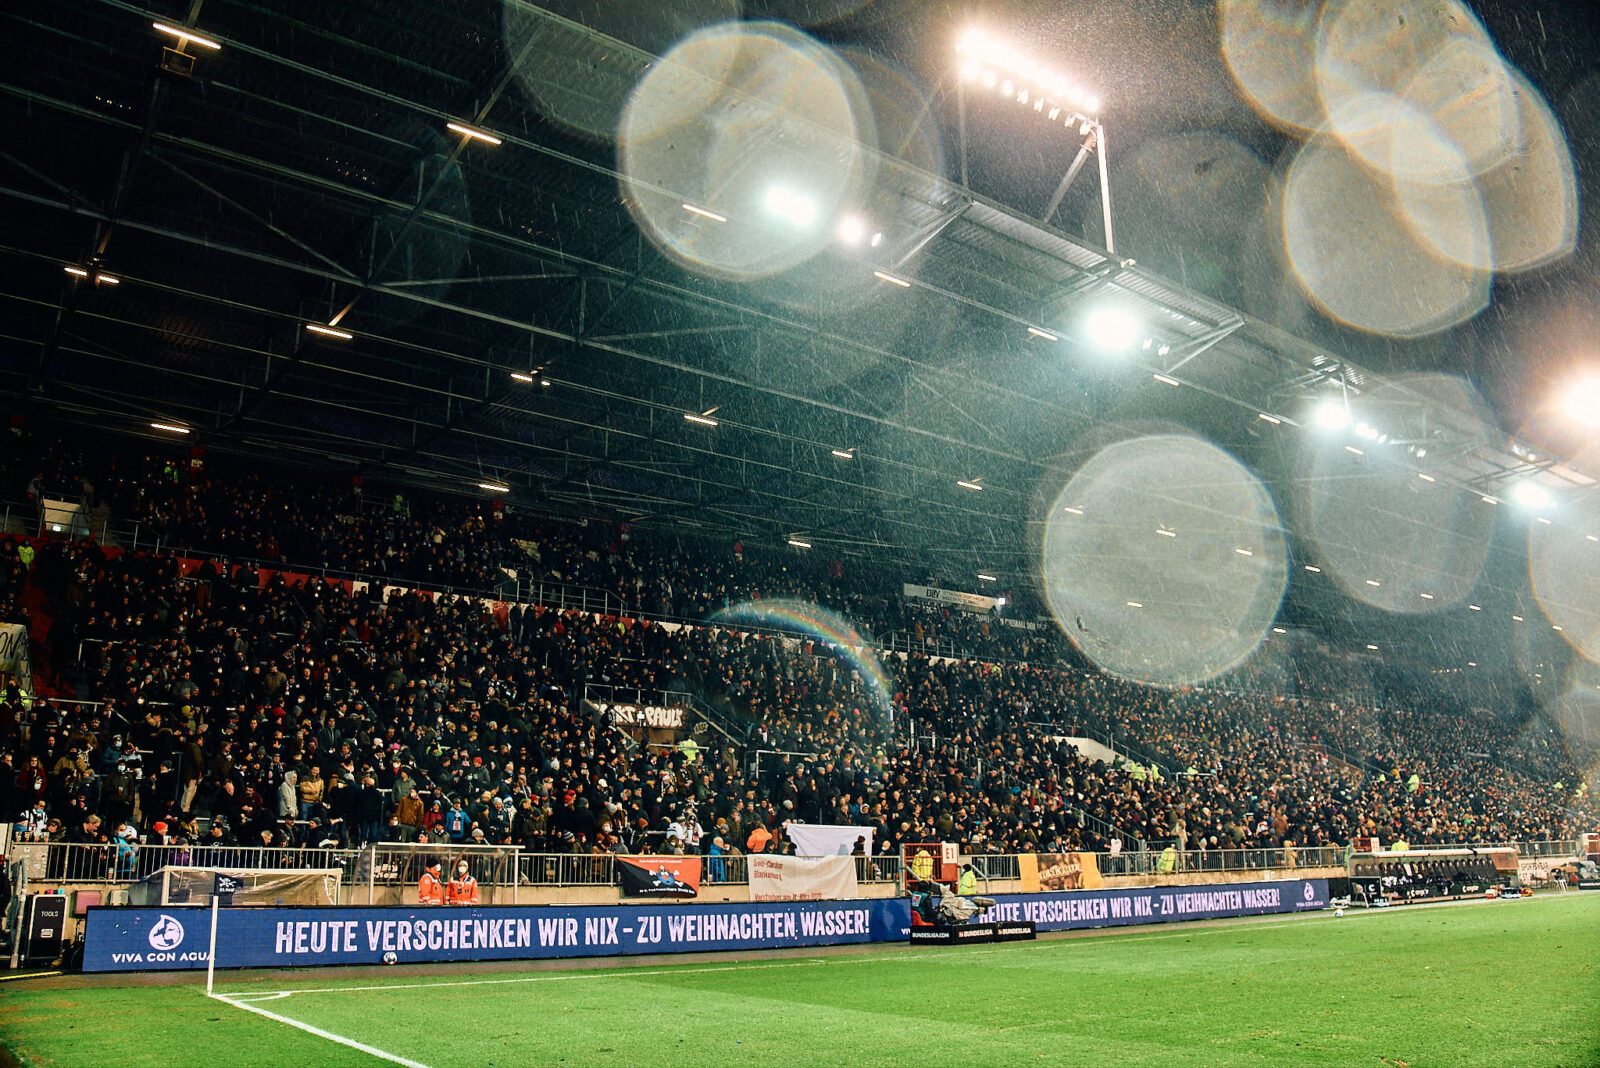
210, 992, 430, 1068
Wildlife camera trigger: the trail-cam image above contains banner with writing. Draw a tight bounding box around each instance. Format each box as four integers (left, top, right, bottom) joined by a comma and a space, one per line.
617, 856, 700, 899
82, 878, 1329, 972
901, 584, 996, 613
1022, 852, 1103, 893
0, 623, 34, 696
748, 855, 859, 902
83, 900, 895, 972
602, 703, 686, 729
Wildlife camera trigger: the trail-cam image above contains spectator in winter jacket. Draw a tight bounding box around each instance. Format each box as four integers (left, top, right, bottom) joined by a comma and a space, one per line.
297, 767, 324, 820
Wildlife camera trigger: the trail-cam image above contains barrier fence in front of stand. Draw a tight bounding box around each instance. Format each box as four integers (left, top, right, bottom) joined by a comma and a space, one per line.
19, 839, 1574, 895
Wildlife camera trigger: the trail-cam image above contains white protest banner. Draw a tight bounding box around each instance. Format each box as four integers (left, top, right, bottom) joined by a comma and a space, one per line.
748, 854, 858, 902
784, 823, 873, 858
0, 622, 34, 696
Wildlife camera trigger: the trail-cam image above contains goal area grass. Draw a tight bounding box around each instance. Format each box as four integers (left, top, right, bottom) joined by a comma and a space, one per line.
3, 894, 1596, 1068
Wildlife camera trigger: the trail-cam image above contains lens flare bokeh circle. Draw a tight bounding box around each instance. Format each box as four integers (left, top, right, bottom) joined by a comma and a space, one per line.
1040, 434, 1288, 687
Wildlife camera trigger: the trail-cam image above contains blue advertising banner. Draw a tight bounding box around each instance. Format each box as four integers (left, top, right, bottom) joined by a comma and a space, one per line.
82, 898, 903, 973
82, 878, 1328, 973
973, 878, 1330, 931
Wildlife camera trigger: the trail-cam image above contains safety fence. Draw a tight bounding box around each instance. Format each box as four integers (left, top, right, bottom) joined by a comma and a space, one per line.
19, 839, 1569, 895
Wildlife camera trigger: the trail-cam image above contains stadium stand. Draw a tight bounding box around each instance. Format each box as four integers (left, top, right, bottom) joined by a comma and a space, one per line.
3, 437, 1596, 881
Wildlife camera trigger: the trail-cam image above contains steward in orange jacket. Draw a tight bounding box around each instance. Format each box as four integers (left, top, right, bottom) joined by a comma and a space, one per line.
446, 860, 480, 905
418, 861, 446, 905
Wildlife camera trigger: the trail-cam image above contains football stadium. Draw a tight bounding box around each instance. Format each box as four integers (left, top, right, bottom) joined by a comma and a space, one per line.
1, 1, 1599, 1065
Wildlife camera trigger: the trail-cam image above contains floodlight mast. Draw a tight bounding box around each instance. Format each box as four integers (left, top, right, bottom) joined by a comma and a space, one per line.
954, 29, 1115, 253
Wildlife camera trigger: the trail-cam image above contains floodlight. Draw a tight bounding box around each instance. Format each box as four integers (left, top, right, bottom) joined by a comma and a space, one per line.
1084, 307, 1138, 350
150, 422, 190, 434
478, 482, 510, 494
1512, 482, 1552, 510
1561, 376, 1600, 427
835, 215, 871, 246
1314, 399, 1351, 430
763, 186, 816, 228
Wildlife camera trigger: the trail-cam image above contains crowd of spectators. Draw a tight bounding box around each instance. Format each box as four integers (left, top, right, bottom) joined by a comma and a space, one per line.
1, 434, 1595, 883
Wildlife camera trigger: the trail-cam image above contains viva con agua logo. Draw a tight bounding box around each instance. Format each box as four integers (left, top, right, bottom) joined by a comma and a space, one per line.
148, 914, 185, 951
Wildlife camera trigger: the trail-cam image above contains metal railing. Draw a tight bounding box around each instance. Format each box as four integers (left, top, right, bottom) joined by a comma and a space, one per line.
16, 841, 910, 890
1096, 844, 1347, 877
12, 841, 360, 884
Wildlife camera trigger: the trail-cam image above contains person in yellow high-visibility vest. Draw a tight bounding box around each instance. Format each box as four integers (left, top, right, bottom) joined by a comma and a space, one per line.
957, 863, 977, 896
1156, 845, 1178, 875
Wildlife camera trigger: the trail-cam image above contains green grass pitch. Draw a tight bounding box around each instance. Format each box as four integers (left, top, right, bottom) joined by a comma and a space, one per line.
3, 895, 1597, 1068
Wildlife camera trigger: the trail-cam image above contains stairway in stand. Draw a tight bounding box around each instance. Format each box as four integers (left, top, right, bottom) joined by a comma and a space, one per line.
20, 563, 66, 698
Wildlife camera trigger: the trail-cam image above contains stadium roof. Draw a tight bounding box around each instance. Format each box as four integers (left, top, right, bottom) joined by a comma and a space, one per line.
0, 1, 1593, 683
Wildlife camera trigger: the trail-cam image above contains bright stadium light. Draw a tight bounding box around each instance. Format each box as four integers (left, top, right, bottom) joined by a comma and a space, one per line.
305, 323, 353, 340
447, 122, 502, 146
831, 448, 856, 460
835, 214, 879, 247
787, 538, 812, 550
153, 21, 221, 49
682, 203, 727, 223
1562, 376, 1600, 426
1315, 398, 1351, 430
1512, 481, 1553, 510
150, 422, 190, 434
977, 572, 998, 581
956, 478, 984, 491
477, 482, 510, 494
1084, 307, 1138, 350
763, 186, 816, 228
955, 29, 1101, 115
1027, 326, 1060, 342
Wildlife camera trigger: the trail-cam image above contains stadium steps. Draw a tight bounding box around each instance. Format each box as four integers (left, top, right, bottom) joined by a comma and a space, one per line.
21, 565, 67, 697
